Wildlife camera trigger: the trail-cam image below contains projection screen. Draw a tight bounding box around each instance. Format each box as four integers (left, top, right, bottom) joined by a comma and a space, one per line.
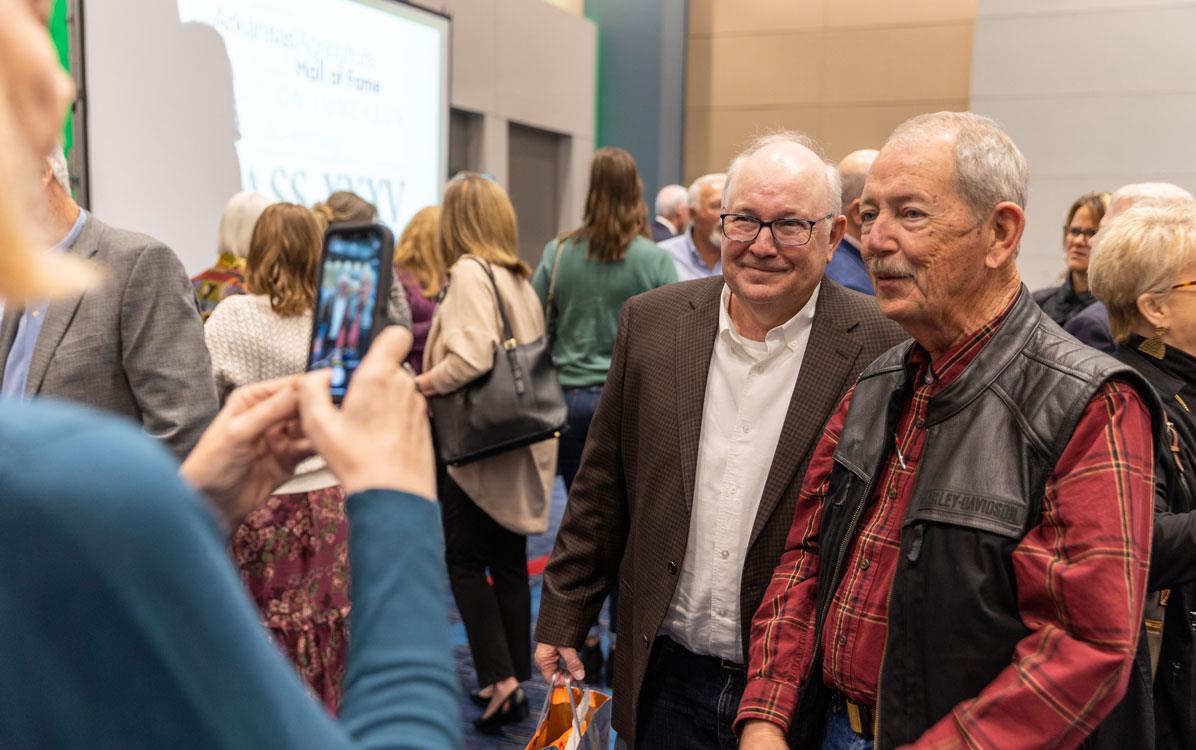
81, 0, 450, 274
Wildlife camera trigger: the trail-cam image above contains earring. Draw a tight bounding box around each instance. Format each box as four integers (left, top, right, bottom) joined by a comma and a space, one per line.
1139, 325, 1168, 360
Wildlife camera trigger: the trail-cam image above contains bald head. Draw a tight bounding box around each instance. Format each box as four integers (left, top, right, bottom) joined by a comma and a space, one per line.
723, 132, 840, 220
837, 149, 878, 240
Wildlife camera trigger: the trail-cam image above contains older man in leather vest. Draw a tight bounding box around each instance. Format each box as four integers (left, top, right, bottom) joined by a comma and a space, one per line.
737, 112, 1160, 750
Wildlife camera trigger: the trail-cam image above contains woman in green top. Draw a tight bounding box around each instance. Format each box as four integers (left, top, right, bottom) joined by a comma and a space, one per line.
531, 146, 677, 683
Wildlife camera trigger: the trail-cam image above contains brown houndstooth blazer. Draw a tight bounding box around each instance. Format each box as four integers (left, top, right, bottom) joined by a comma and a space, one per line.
535, 275, 907, 745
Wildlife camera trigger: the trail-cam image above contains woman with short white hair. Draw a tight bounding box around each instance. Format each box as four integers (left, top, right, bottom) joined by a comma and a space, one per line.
1089, 200, 1196, 750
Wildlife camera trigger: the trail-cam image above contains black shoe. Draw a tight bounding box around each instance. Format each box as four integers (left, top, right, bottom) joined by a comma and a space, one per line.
468, 689, 490, 708
579, 642, 605, 686
473, 688, 528, 734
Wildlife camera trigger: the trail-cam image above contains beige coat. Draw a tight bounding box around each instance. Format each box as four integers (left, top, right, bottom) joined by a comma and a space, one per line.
422, 255, 557, 534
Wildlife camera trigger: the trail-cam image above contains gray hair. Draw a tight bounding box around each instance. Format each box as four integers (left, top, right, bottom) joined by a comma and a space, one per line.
688, 173, 726, 209
655, 184, 688, 219
1109, 183, 1194, 215
885, 112, 1029, 219
46, 146, 70, 195
722, 130, 842, 219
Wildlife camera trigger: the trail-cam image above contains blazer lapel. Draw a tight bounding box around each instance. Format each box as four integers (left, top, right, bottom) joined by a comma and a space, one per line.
0, 304, 20, 368
748, 282, 863, 548
675, 279, 723, 512
25, 214, 102, 395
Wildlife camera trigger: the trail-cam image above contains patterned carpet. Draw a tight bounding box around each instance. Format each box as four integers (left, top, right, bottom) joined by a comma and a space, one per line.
452, 478, 617, 749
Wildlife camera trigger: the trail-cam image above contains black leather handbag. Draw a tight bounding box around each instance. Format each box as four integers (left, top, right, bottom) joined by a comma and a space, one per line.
429, 257, 567, 466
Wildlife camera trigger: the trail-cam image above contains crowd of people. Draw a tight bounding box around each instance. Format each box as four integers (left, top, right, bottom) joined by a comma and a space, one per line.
2, 0, 1196, 748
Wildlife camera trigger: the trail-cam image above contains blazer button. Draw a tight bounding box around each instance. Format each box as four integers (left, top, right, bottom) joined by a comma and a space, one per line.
642, 635, 650, 648
667, 561, 678, 575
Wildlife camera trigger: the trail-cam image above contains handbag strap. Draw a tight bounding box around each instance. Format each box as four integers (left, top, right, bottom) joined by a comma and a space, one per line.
462, 256, 516, 347
545, 240, 566, 342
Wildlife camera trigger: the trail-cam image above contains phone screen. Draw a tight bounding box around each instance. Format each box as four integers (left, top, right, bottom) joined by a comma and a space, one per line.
307, 225, 392, 400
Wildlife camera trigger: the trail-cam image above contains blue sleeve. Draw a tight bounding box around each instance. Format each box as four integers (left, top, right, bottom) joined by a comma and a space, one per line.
656, 244, 679, 286
0, 403, 460, 749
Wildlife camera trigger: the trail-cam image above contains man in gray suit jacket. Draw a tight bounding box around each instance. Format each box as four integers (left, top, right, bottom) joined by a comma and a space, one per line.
534, 133, 906, 748
0, 150, 218, 461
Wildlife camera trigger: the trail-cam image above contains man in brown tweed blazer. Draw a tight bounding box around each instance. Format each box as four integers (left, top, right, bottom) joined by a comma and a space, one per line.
534, 132, 906, 749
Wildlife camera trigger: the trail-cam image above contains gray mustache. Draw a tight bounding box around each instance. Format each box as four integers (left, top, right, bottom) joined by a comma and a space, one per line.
867, 258, 916, 278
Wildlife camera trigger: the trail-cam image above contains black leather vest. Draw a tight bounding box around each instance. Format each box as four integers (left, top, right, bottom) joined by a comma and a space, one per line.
792, 289, 1162, 750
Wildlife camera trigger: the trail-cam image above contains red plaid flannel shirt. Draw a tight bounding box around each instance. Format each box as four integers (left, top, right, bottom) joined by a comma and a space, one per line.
736, 311, 1154, 749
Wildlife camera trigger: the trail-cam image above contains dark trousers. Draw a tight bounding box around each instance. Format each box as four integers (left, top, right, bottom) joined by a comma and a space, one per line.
558, 386, 619, 631
636, 637, 745, 750
440, 472, 532, 687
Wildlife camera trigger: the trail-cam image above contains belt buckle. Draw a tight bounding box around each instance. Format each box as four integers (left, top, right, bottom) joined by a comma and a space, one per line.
718, 657, 741, 671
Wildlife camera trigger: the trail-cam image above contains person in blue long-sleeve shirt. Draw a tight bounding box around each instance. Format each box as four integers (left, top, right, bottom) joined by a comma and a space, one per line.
0, 328, 462, 749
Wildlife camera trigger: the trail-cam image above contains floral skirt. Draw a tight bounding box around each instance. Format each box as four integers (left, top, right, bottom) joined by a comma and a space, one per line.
232, 485, 350, 714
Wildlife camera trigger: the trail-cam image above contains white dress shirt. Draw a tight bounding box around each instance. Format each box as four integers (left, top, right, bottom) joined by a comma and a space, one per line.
660, 283, 821, 663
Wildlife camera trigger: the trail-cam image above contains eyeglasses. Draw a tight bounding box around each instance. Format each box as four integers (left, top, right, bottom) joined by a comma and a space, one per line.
720, 212, 833, 247
1169, 279, 1196, 291
1063, 225, 1099, 240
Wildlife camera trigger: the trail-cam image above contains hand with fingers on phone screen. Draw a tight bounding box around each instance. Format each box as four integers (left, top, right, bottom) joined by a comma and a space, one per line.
298, 326, 436, 501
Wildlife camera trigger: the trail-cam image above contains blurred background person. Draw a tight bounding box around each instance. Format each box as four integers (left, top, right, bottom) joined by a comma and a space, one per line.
1090, 201, 1196, 750
651, 183, 689, 242
658, 172, 726, 281
1034, 190, 1110, 326
0, 145, 217, 462
192, 191, 271, 321
414, 173, 556, 733
0, 2, 458, 746
393, 205, 443, 374
826, 148, 877, 294
532, 147, 676, 685
311, 190, 412, 332
204, 202, 350, 713
312, 190, 377, 229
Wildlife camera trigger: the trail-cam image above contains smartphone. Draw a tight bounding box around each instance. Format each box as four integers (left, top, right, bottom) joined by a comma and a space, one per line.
307, 223, 395, 401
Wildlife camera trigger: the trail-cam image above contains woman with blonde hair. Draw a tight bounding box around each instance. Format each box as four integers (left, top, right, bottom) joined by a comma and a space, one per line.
1089, 199, 1196, 749
393, 205, 444, 373
204, 203, 351, 712
0, 0, 458, 746
415, 173, 556, 732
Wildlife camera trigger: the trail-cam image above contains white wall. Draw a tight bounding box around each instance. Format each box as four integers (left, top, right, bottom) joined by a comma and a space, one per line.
971, 0, 1196, 290
434, 0, 596, 238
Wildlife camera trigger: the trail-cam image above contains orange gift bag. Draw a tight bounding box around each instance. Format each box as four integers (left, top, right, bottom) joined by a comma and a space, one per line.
523, 679, 612, 750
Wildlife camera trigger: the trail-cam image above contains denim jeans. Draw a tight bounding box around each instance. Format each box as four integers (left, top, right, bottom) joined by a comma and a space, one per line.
558, 386, 603, 491
820, 696, 874, 750
636, 638, 745, 750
